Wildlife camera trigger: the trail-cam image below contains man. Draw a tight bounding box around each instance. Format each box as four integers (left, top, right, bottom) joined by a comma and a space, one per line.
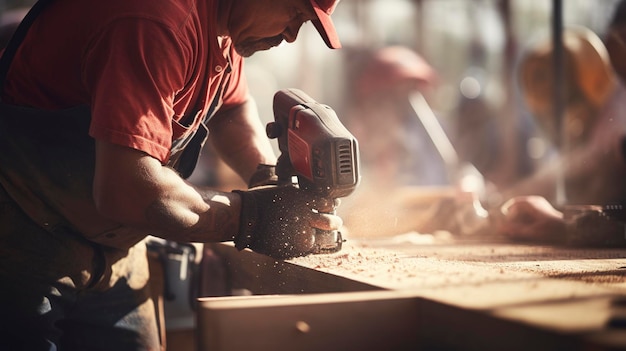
0, 0, 343, 349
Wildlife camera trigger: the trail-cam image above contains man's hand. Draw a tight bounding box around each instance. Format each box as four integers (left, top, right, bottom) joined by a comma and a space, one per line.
234, 185, 342, 259
247, 164, 278, 188
496, 195, 567, 243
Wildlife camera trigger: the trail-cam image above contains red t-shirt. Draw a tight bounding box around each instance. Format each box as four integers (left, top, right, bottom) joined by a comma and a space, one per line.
1, 0, 248, 163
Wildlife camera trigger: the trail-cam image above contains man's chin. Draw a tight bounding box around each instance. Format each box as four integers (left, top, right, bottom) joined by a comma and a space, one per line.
234, 45, 270, 58
235, 38, 284, 57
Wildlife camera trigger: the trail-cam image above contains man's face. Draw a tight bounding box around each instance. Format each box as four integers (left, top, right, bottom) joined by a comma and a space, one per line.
228, 0, 318, 57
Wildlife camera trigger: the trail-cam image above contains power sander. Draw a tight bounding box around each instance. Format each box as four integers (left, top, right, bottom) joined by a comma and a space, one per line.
266, 89, 360, 254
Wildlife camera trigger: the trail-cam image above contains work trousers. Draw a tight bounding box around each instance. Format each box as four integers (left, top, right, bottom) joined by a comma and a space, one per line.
0, 185, 161, 351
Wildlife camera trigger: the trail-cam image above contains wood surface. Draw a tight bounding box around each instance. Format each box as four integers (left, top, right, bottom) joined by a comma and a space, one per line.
199, 239, 626, 350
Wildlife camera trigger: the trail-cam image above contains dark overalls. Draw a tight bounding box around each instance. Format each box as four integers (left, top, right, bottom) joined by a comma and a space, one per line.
0, 1, 216, 350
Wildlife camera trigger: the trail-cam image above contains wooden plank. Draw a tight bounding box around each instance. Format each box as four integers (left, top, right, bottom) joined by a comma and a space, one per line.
207, 243, 381, 295
197, 292, 422, 351
199, 241, 626, 350
196, 291, 613, 351
287, 238, 626, 295
205, 241, 626, 313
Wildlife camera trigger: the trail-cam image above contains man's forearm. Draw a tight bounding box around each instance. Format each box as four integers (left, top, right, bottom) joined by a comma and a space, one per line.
94, 140, 241, 243
208, 97, 277, 183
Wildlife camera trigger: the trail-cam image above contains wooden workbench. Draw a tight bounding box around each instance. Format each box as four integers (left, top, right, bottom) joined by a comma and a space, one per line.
197, 236, 626, 351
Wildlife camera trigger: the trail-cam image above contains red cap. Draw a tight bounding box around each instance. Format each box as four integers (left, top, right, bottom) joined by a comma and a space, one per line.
356, 46, 437, 97
310, 0, 341, 49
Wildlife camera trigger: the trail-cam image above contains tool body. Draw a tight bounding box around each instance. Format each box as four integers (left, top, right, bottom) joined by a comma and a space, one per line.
267, 89, 360, 254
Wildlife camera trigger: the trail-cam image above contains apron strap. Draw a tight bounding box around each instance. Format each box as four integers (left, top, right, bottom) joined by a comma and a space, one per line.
0, 0, 52, 94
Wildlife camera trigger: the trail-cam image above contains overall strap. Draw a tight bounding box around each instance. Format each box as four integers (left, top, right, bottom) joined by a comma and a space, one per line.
0, 0, 53, 93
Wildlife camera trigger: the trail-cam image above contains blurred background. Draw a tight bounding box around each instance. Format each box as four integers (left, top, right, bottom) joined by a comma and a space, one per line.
240, 0, 621, 180
3, 2, 626, 348
2, 0, 625, 236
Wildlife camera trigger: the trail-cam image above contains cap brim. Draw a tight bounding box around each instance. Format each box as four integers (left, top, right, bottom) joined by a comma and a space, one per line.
311, 2, 341, 49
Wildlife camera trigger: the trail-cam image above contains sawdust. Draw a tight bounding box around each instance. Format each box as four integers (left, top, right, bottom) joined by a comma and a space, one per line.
291, 243, 401, 274
288, 237, 626, 291
289, 241, 424, 287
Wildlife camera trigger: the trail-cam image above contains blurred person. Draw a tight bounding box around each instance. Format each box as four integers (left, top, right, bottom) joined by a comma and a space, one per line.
452, 67, 540, 195
338, 46, 487, 239
343, 45, 443, 187
0, 0, 344, 350
453, 70, 502, 185
496, 21, 626, 246
503, 26, 623, 204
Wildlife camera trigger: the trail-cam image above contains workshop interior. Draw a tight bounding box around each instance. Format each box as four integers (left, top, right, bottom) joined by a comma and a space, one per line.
2, 0, 626, 350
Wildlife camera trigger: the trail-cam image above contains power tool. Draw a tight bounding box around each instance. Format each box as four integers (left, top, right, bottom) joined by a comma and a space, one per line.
266, 89, 360, 254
